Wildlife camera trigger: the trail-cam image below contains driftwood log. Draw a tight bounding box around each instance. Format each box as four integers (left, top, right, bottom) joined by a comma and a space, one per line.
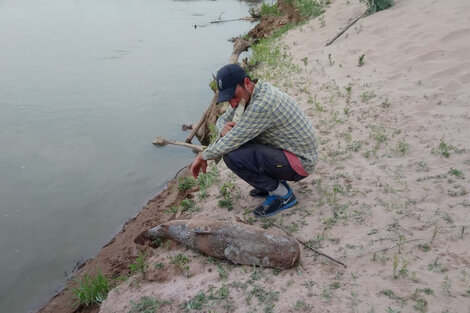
152, 136, 205, 152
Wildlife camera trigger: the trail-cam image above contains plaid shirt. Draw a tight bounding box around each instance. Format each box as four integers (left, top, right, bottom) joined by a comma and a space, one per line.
202, 80, 318, 173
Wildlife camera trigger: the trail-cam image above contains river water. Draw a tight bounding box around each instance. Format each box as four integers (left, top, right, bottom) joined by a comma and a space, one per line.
0, 0, 262, 311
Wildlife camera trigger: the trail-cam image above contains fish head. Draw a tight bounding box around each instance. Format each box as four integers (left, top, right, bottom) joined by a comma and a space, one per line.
134, 224, 170, 246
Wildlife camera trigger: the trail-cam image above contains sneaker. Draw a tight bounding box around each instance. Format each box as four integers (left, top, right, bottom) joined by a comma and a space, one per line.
249, 188, 269, 198
253, 183, 297, 217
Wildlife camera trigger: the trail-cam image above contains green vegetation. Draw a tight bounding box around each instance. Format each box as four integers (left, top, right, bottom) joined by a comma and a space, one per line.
73, 271, 110, 308
259, 2, 281, 16
396, 139, 409, 155
197, 165, 219, 198
217, 264, 229, 280
248, 0, 326, 81
448, 168, 464, 178
358, 54, 365, 66
166, 198, 198, 214
361, 0, 394, 15
218, 181, 235, 210
170, 253, 190, 276
432, 137, 460, 158
287, 0, 324, 18
128, 296, 170, 313
245, 285, 279, 313
181, 285, 232, 312
178, 176, 197, 192
129, 252, 148, 275
208, 124, 219, 144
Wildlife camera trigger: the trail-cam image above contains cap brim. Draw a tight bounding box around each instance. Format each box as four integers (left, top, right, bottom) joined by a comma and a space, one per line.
217, 85, 236, 104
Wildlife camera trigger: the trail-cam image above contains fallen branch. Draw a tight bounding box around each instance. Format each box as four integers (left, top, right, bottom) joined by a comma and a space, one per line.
210, 17, 257, 24
184, 99, 213, 144
325, 11, 367, 46
342, 238, 423, 258
275, 224, 347, 268
153, 136, 205, 152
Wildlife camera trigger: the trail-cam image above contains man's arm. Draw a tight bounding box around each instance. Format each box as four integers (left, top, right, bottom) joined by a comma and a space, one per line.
202, 105, 273, 160
215, 106, 235, 135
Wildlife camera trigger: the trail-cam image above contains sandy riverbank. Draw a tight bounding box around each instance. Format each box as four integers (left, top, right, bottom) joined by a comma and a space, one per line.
41, 0, 470, 312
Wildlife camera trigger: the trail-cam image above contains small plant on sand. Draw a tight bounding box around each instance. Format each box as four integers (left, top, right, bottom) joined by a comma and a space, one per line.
432, 137, 460, 158
441, 275, 452, 296
128, 296, 170, 313
314, 99, 326, 112
381, 98, 391, 108
245, 285, 279, 313
412, 290, 428, 313
417, 161, 429, 171
418, 243, 430, 252
218, 181, 235, 210
361, 90, 376, 102
347, 140, 363, 152
197, 165, 219, 198
182, 291, 207, 311
129, 252, 148, 275
448, 168, 464, 178
178, 176, 197, 192
370, 126, 387, 151
361, 0, 394, 15
217, 264, 229, 280
358, 54, 365, 66
170, 253, 190, 276
428, 257, 441, 272
72, 271, 110, 308
261, 217, 277, 229
166, 198, 198, 214
396, 139, 409, 155
293, 299, 313, 311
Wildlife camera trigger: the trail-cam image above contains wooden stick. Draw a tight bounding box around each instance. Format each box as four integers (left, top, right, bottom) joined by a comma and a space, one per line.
342, 238, 423, 257
210, 17, 257, 24
153, 136, 205, 152
184, 96, 214, 144
325, 11, 367, 46
277, 226, 348, 269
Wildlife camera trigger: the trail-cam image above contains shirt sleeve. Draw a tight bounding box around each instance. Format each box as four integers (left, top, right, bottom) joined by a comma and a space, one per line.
215, 105, 235, 136
202, 102, 273, 160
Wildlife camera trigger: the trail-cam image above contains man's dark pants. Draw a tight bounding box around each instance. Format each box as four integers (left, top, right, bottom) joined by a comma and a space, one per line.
223, 142, 306, 192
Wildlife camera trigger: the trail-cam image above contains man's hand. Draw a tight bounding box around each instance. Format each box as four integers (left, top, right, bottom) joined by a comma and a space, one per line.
191, 153, 207, 179
221, 121, 237, 137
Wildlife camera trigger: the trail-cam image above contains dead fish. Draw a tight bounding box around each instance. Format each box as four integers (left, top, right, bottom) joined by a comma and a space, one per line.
135, 219, 300, 270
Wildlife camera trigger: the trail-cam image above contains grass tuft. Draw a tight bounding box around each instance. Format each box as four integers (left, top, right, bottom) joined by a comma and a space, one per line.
72, 271, 110, 308
361, 0, 394, 15
128, 296, 170, 313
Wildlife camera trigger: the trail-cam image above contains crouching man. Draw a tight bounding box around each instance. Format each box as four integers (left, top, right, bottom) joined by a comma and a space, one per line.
191, 64, 318, 217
